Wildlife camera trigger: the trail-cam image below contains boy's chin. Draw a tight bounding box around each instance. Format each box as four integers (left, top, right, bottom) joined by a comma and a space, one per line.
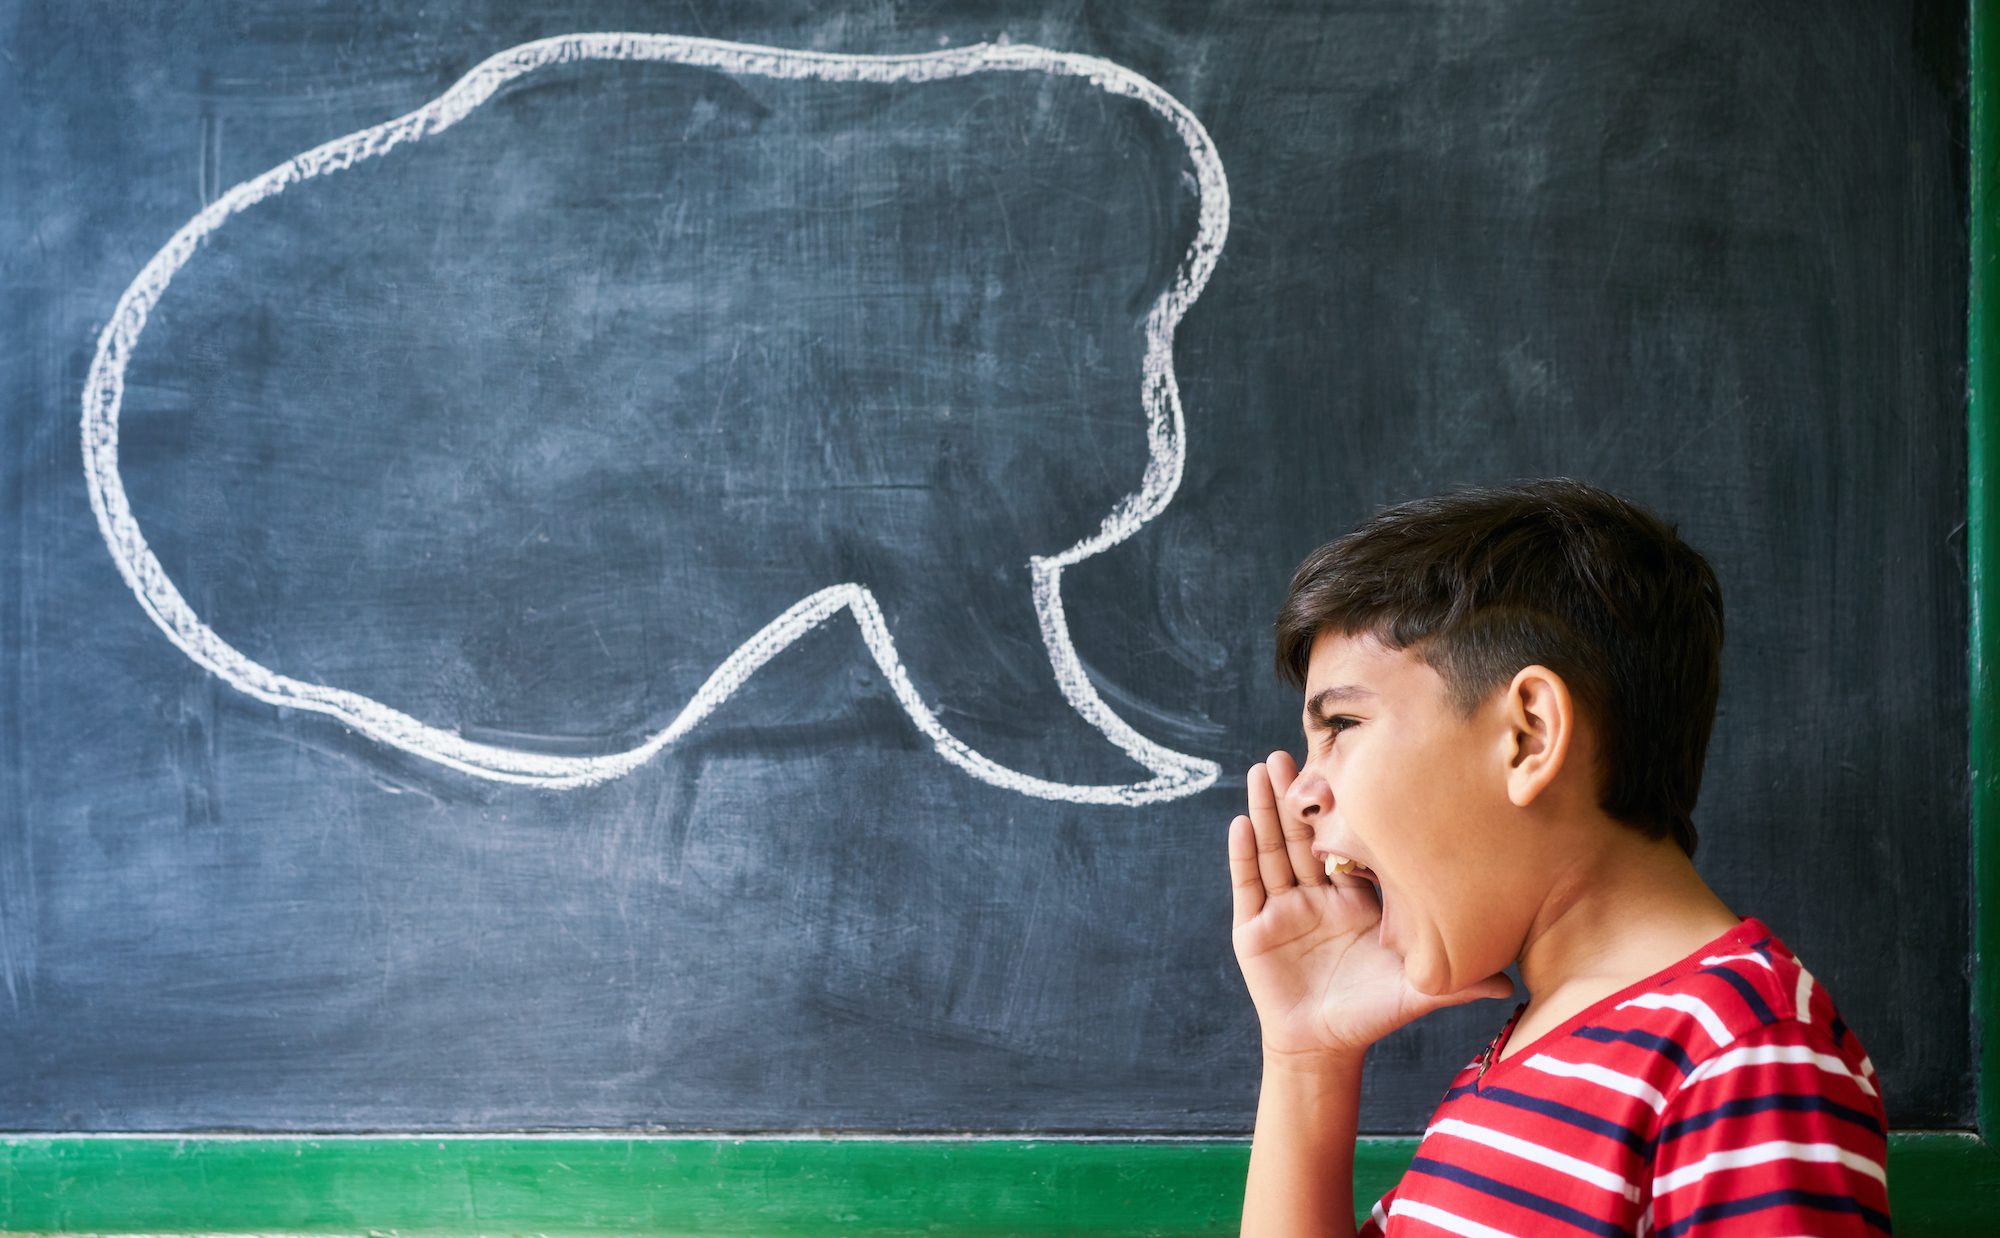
1401, 950, 1449, 996
1401, 942, 1476, 999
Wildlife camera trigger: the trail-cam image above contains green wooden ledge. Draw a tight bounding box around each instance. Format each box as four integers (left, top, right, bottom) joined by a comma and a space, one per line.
0, 1132, 1995, 1235
6, 1, 2000, 1233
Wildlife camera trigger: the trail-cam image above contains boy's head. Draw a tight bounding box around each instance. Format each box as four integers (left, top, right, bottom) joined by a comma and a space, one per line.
1276, 478, 1723, 858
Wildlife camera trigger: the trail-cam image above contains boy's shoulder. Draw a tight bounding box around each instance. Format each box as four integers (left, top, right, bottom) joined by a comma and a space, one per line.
1613, 916, 1879, 1093
1438, 916, 1878, 1118
1620, 919, 1892, 1235
1367, 918, 1890, 1238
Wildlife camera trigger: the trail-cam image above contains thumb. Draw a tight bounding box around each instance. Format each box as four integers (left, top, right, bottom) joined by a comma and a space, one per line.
1436, 972, 1517, 1010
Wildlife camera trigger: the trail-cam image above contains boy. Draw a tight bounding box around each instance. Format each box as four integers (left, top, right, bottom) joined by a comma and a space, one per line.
1228, 479, 1890, 1237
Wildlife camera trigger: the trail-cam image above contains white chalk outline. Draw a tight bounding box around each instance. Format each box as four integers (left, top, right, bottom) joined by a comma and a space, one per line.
81, 33, 1229, 805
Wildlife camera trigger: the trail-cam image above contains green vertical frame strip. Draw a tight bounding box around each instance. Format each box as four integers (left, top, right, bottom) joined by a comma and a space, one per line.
1971, 0, 2000, 1189
1978, 0, 2000, 1154
8, 6, 2000, 1233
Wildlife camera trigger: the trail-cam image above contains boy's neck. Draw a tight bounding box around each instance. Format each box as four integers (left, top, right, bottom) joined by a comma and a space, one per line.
1514, 827, 1740, 1010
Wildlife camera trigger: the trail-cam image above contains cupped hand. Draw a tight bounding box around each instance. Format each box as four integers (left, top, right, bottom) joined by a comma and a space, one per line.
1227, 750, 1512, 1062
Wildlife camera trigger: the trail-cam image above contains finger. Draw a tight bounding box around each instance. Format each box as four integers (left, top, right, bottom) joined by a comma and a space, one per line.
1264, 750, 1323, 886
1417, 971, 1517, 1012
1227, 815, 1266, 927
1245, 762, 1298, 893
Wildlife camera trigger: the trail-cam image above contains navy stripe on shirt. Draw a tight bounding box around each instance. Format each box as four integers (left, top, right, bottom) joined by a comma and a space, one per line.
1653, 1186, 1895, 1238
1405, 1156, 1634, 1238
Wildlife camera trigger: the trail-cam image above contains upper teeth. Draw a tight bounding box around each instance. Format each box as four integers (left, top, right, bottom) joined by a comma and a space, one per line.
1325, 854, 1359, 878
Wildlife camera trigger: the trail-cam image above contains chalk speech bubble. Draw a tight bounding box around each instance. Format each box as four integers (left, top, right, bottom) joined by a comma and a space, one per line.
82, 33, 1229, 806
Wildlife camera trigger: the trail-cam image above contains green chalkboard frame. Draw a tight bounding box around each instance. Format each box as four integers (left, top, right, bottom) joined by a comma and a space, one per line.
5, 5, 2000, 1234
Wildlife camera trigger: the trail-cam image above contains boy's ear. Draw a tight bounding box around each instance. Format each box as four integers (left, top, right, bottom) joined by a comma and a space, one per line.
1500, 664, 1574, 809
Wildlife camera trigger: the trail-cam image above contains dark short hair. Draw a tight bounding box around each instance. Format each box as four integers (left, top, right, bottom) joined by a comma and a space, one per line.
1274, 479, 1723, 859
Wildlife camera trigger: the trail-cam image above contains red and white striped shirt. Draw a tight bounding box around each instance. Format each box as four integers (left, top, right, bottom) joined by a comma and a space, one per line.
1358, 916, 1890, 1237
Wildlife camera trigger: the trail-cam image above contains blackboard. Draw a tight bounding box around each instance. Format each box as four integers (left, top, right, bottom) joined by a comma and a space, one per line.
0, 0, 1969, 1159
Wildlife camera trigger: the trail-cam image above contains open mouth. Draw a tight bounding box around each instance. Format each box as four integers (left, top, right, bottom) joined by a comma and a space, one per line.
1324, 855, 1385, 908
1324, 854, 1377, 882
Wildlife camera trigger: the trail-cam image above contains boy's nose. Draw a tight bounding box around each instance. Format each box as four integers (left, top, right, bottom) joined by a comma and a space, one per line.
1285, 769, 1333, 821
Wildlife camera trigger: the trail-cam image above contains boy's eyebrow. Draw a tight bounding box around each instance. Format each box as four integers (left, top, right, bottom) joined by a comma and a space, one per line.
1304, 685, 1377, 721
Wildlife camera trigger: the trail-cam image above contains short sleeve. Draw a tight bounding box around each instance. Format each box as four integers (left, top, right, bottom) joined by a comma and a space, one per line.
1355, 1180, 1399, 1236
1642, 1020, 1891, 1237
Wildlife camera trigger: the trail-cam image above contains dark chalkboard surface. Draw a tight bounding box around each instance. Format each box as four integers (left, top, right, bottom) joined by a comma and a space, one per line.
0, 0, 1969, 1134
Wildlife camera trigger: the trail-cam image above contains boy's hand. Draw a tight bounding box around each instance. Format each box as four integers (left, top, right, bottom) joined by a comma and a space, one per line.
1228, 751, 1513, 1062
